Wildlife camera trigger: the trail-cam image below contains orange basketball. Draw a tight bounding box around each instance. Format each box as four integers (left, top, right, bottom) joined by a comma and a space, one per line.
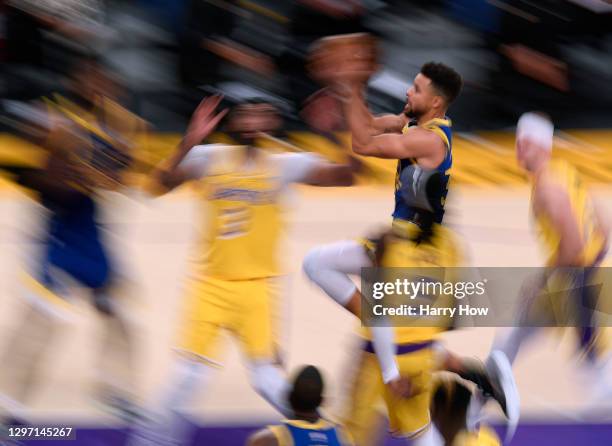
309, 33, 379, 85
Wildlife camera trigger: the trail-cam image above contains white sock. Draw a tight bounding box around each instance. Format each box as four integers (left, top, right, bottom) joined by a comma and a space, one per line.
370, 326, 398, 383
162, 357, 212, 411
249, 362, 291, 417
129, 357, 212, 446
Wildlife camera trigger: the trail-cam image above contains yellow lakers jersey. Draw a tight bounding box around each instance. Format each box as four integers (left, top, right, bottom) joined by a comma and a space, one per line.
362, 223, 463, 344
190, 147, 285, 281
533, 160, 606, 266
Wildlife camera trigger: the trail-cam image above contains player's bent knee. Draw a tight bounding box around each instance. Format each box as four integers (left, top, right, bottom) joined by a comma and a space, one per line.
302, 247, 323, 283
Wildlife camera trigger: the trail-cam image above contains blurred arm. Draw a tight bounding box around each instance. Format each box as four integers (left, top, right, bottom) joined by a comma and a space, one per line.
203, 38, 275, 76
246, 428, 278, 446
278, 152, 354, 187
151, 139, 199, 193
302, 163, 354, 187
534, 181, 584, 266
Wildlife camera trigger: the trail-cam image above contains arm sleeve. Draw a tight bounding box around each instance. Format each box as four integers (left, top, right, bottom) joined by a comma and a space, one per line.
177, 144, 218, 180
273, 152, 325, 188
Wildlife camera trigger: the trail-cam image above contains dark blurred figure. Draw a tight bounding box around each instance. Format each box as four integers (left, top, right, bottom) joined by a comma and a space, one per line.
178, 0, 236, 87
175, 0, 277, 124
446, 0, 612, 122
178, 0, 275, 88
3, 0, 106, 100
431, 375, 502, 446
280, 0, 368, 117
0, 56, 144, 422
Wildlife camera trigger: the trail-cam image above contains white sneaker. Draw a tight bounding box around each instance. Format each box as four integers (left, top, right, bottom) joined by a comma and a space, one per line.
487, 350, 520, 443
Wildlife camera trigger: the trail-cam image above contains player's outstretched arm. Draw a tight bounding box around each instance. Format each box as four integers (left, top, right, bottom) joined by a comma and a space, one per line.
276, 152, 354, 188
302, 162, 354, 187
246, 428, 278, 446
151, 95, 227, 194
353, 128, 444, 160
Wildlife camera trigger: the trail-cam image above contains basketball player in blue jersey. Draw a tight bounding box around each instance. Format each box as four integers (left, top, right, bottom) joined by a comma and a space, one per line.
348, 62, 456, 228
247, 365, 354, 446
303, 61, 518, 445
304, 62, 461, 382
0, 57, 142, 421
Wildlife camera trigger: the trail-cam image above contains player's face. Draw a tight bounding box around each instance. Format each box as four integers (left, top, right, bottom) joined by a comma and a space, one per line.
404, 73, 436, 119
229, 104, 280, 145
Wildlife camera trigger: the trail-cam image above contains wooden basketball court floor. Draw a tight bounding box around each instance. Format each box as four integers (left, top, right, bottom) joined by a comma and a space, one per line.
0, 184, 611, 428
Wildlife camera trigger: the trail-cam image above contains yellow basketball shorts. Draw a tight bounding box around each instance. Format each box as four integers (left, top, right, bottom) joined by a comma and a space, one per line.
177, 276, 281, 363
343, 341, 436, 443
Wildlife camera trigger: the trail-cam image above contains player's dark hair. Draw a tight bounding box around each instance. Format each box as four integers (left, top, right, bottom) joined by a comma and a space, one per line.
431, 378, 472, 444
289, 365, 324, 413
432, 378, 472, 418
226, 97, 276, 122
420, 62, 463, 105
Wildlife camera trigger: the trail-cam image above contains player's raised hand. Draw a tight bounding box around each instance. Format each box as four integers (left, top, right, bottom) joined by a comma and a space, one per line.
183, 95, 229, 150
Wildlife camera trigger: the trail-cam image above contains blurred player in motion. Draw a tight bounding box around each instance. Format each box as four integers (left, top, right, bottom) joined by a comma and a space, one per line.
0, 56, 144, 421
492, 112, 611, 399
130, 95, 354, 445
307, 169, 516, 446
303, 40, 517, 445
246, 365, 354, 446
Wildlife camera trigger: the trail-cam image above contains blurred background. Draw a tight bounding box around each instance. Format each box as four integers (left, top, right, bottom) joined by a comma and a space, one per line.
2, 0, 612, 130
1, 1, 612, 445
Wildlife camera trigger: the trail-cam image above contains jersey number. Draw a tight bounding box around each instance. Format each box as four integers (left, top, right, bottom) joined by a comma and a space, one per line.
218, 207, 251, 239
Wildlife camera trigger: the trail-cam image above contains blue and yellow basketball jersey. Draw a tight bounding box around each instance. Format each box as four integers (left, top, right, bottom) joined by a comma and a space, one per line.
533, 159, 606, 266
393, 118, 452, 224
268, 419, 353, 446
27, 92, 143, 293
